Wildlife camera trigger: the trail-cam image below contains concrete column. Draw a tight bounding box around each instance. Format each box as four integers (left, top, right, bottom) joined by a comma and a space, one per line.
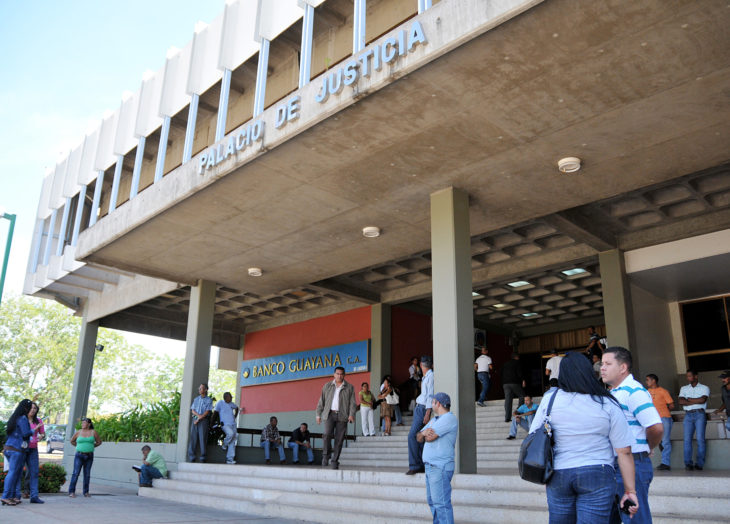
430, 187, 476, 474
599, 249, 637, 358
370, 304, 392, 389
64, 314, 99, 471
176, 280, 216, 463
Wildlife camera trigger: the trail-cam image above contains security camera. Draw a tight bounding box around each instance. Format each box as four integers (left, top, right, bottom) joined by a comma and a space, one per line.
95, 344, 104, 352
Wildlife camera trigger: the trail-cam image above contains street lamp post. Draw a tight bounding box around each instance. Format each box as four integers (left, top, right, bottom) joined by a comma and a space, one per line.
0, 209, 17, 307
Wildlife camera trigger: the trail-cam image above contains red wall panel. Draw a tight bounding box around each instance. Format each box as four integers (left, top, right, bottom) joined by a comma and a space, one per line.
390, 306, 433, 387
241, 307, 371, 414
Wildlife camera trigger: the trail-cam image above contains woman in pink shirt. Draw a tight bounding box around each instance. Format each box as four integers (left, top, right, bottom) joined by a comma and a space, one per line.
22, 402, 45, 503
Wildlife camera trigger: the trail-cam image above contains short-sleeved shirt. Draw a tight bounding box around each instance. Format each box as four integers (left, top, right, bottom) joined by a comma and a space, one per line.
359, 390, 374, 408
545, 356, 563, 379
475, 354, 492, 373
191, 395, 213, 420
648, 386, 674, 418
679, 382, 711, 411
421, 411, 458, 469
214, 400, 238, 426
146, 449, 168, 477
516, 403, 537, 415
611, 374, 662, 453
416, 369, 434, 407
529, 390, 634, 470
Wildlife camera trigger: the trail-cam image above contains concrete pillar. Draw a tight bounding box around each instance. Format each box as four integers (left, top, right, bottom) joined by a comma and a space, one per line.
370, 304, 392, 390
176, 280, 216, 463
599, 249, 637, 359
430, 187, 476, 474
64, 314, 99, 469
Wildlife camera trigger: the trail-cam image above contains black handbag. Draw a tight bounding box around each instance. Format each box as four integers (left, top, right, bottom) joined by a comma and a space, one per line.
518, 390, 557, 484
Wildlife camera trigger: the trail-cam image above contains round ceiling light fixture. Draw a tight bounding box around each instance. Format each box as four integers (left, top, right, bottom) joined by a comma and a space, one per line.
247, 267, 263, 277
362, 226, 380, 238
558, 157, 582, 173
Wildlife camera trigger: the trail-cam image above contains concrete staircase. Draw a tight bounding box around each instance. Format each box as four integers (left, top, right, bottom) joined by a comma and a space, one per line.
140, 399, 730, 523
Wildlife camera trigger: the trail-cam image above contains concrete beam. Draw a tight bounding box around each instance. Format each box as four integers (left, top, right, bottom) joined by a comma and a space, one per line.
370, 304, 391, 390
542, 209, 616, 251
599, 250, 637, 358
309, 278, 380, 304
244, 299, 365, 333
515, 315, 605, 339
316, 4, 347, 27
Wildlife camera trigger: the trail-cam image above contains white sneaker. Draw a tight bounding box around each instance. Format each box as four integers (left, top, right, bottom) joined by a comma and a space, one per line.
226, 459, 236, 464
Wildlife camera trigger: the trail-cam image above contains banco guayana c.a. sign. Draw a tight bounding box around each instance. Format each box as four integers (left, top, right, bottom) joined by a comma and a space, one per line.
198, 20, 427, 174
240, 340, 369, 387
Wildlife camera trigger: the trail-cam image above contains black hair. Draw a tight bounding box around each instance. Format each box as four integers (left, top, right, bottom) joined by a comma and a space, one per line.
421, 355, 433, 368
81, 417, 94, 429
6, 399, 32, 434
686, 369, 698, 376
29, 402, 40, 425
646, 373, 659, 384
301, 422, 308, 429
142, 445, 151, 451
589, 325, 596, 331
604, 346, 633, 371
270, 416, 277, 422
361, 382, 369, 388
334, 366, 345, 373
200, 383, 208, 389
558, 352, 620, 408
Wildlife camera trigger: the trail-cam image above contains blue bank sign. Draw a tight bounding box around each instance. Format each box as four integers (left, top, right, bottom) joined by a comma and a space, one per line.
240, 340, 369, 387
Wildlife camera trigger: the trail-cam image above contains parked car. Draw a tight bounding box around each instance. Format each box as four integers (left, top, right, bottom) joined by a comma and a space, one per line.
40, 424, 66, 454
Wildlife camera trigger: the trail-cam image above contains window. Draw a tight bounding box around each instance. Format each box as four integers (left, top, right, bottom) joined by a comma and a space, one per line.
681, 296, 730, 372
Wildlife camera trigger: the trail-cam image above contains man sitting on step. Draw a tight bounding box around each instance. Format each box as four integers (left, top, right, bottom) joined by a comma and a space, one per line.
288, 422, 315, 465
506, 396, 537, 440
135, 445, 167, 487
260, 416, 286, 464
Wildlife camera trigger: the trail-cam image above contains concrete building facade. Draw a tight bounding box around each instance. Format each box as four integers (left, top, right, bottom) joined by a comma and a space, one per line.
24, 0, 730, 480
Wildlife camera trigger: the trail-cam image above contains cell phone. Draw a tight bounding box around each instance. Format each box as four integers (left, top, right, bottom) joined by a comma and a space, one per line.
621, 499, 636, 514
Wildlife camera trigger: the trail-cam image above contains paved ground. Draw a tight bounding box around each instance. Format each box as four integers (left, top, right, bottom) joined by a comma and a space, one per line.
2, 481, 312, 523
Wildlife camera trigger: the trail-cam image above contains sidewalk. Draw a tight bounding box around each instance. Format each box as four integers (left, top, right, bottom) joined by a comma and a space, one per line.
1, 481, 313, 523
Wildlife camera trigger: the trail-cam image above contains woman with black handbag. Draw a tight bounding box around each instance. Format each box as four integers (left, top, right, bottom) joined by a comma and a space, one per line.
528, 352, 639, 523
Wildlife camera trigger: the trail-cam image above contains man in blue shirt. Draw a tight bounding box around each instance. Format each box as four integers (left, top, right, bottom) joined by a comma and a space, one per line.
188, 383, 213, 463
407, 355, 434, 475
506, 395, 537, 440
417, 392, 458, 524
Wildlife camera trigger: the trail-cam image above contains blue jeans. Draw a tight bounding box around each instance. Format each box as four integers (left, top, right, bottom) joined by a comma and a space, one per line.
22, 448, 40, 498
477, 372, 490, 402
69, 452, 94, 495
547, 464, 616, 524
509, 415, 533, 437
139, 465, 163, 485
683, 410, 706, 467
2, 449, 24, 499
660, 417, 672, 466
425, 463, 454, 524
612, 455, 653, 524
260, 440, 285, 461
288, 441, 314, 463
408, 404, 427, 471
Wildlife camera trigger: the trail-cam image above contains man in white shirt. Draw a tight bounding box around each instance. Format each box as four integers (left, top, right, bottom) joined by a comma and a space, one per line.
214, 392, 239, 464
545, 354, 563, 388
678, 369, 711, 471
474, 347, 493, 407
601, 346, 663, 524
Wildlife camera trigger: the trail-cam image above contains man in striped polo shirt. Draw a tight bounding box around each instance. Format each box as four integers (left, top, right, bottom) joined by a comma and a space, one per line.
601, 347, 663, 524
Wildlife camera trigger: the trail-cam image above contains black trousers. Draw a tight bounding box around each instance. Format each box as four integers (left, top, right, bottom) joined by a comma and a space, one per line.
503, 383, 525, 421
323, 411, 348, 463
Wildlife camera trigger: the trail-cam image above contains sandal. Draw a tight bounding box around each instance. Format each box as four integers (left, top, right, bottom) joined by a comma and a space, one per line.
69, 493, 76, 498
84, 493, 91, 498
1, 499, 17, 506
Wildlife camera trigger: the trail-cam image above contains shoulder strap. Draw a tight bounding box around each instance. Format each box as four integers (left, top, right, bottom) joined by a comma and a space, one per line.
545, 390, 558, 417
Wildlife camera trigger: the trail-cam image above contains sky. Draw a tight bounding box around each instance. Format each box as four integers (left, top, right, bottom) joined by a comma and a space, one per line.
0, 0, 227, 358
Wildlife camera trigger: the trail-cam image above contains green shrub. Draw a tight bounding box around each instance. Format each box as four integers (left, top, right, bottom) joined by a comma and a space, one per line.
92, 392, 181, 443
0, 463, 66, 493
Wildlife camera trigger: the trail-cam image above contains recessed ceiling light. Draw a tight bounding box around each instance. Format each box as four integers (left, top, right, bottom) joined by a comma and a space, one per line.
507, 280, 531, 288
472, 291, 484, 299
247, 267, 263, 277
558, 157, 581, 173
521, 312, 539, 318
492, 303, 508, 309
362, 226, 380, 238
562, 268, 588, 276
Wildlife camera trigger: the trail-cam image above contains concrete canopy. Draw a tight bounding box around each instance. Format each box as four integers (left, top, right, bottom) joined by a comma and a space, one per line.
76, 0, 730, 311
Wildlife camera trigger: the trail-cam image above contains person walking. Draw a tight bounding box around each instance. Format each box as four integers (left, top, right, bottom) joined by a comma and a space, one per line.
379, 377, 396, 436
68, 417, 102, 498
530, 352, 638, 523
214, 392, 239, 464
188, 383, 213, 463
601, 347, 663, 524
678, 369, 710, 471
2, 399, 32, 506
645, 374, 675, 471
502, 353, 525, 422
407, 355, 433, 475
21, 402, 45, 503
474, 346, 493, 407
316, 366, 356, 470
417, 392, 458, 524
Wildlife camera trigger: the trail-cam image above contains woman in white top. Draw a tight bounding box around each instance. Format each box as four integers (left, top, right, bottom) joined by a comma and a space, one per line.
529, 352, 638, 523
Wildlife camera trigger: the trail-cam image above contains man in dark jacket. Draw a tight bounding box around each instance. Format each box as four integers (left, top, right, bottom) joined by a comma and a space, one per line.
316, 366, 356, 469
501, 353, 525, 422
